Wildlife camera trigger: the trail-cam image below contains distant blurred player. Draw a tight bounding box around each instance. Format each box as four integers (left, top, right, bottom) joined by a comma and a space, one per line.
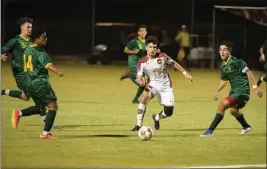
257, 40, 267, 87
12, 28, 63, 139
201, 41, 262, 137
120, 24, 148, 104
1, 17, 33, 101
131, 37, 193, 131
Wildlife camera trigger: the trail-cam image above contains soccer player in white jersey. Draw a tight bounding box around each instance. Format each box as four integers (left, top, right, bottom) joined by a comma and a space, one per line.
131, 36, 193, 131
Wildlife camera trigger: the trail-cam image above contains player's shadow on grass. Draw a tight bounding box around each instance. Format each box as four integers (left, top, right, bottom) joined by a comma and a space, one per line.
63, 134, 131, 139
163, 127, 240, 131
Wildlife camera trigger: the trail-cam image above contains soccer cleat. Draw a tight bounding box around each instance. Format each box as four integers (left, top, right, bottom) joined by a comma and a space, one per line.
257, 76, 263, 87
120, 72, 129, 81
12, 109, 20, 129
238, 126, 252, 135
131, 125, 141, 131
132, 99, 139, 104
200, 129, 213, 137
152, 114, 160, 130
40, 133, 56, 140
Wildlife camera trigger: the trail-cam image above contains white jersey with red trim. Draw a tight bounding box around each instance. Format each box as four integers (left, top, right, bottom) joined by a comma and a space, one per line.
137, 53, 174, 88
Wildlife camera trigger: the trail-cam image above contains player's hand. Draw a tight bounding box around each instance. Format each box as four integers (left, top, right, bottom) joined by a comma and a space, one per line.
57, 70, 64, 77
133, 49, 140, 54
253, 87, 263, 98
183, 72, 193, 81
259, 54, 265, 62
213, 92, 219, 100
1, 54, 8, 61
156, 49, 161, 53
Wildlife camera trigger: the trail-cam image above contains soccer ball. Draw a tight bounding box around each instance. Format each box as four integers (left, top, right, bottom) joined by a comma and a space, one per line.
138, 126, 153, 141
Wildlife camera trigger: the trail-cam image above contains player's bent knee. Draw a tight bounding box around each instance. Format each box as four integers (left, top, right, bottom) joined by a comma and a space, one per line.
164, 106, 174, 117
47, 102, 58, 111
21, 93, 30, 101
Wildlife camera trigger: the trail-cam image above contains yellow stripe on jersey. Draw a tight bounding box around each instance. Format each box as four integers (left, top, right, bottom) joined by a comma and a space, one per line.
30, 44, 38, 47
45, 63, 52, 69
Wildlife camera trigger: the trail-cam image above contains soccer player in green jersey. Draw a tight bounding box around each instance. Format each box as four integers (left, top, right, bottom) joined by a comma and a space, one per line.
257, 40, 267, 87
12, 28, 63, 140
201, 41, 263, 137
1, 17, 33, 100
120, 24, 148, 104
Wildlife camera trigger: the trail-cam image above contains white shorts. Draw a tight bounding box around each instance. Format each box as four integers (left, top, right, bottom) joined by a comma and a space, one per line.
148, 84, 174, 107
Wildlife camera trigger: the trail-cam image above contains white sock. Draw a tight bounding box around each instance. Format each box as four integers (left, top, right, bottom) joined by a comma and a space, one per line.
42, 131, 49, 136
137, 113, 144, 127
5, 90, 10, 96
137, 103, 146, 126
19, 110, 22, 116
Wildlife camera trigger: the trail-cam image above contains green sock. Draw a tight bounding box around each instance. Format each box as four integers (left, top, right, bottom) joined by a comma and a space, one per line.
133, 87, 145, 101
9, 90, 22, 99
21, 106, 41, 116
44, 110, 57, 132
208, 113, 224, 131
263, 76, 267, 82
236, 114, 250, 128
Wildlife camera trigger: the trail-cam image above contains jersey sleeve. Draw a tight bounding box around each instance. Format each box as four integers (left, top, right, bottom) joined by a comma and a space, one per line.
1, 38, 16, 54
125, 39, 137, 50
160, 53, 174, 65
239, 60, 250, 73
37, 51, 52, 69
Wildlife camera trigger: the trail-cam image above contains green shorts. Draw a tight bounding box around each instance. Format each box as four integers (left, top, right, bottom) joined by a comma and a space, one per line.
225, 95, 250, 109
27, 83, 57, 107
12, 69, 25, 90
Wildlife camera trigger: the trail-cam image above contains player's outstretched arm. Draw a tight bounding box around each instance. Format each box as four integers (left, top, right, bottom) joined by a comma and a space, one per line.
124, 47, 139, 55
213, 80, 228, 100
173, 61, 193, 81
47, 64, 64, 77
246, 70, 263, 98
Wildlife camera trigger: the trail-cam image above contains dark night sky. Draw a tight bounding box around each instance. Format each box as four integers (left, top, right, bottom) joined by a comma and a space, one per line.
1, 0, 267, 62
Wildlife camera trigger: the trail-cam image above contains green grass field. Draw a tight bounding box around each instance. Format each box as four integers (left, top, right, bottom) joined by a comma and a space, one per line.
1, 62, 266, 168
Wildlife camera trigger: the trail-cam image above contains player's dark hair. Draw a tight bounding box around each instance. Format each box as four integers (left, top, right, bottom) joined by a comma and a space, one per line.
17, 17, 33, 26
220, 41, 233, 52
137, 24, 147, 32
146, 36, 158, 45
31, 27, 46, 40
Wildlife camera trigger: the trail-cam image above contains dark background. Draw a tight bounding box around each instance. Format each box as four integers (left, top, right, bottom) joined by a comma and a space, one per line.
1, 0, 267, 68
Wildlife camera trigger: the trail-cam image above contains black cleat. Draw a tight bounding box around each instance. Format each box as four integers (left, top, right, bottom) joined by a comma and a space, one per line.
131, 125, 141, 131
257, 76, 263, 87
132, 99, 139, 104
120, 72, 129, 81
152, 114, 160, 130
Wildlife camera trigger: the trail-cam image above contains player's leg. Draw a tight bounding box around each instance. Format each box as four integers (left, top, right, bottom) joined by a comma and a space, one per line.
128, 67, 145, 104
152, 87, 175, 130
40, 101, 58, 140
11, 94, 47, 129
131, 89, 153, 131
2, 77, 30, 101
229, 95, 252, 135
120, 70, 129, 81
40, 86, 59, 139
201, 96, 237, 137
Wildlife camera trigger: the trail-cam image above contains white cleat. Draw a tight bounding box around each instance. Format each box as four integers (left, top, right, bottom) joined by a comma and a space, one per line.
238, 127, 252, 135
